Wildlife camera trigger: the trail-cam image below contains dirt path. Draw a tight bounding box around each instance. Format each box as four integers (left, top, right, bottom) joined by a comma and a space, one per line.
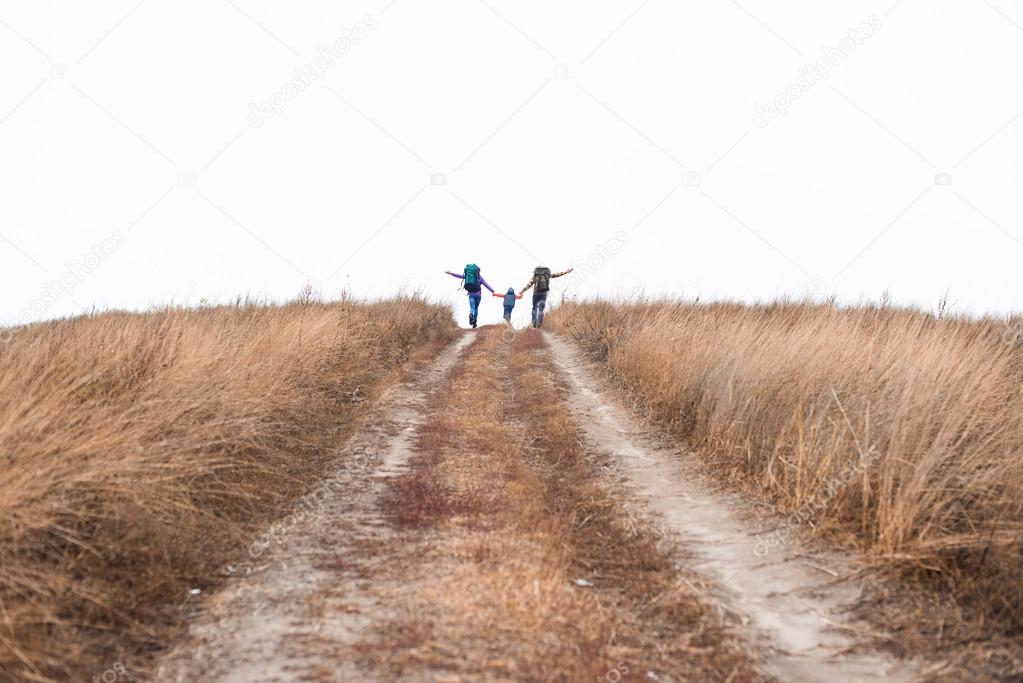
151, 328, 927, 682
153, 333, 475, 683
545, 333, 922, 683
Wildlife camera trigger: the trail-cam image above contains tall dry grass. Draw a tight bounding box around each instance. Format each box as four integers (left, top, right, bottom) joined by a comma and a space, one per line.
0, 297, 456, 682
550, 299, 1023, 638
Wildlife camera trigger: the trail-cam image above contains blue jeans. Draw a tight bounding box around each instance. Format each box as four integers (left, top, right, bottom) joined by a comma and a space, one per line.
468, 292, 481, 321
531, 292, 548, 326
503, 306, 513, 321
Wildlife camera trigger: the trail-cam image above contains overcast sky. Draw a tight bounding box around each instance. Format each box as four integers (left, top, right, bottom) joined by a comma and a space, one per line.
2, 0, 1021, 328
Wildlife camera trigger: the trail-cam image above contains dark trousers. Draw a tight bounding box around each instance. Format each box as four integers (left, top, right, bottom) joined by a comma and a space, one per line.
503, 306, 513, 321
531, 292, 548, 326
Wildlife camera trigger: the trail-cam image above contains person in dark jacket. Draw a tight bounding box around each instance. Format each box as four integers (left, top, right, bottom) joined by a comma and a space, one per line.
518, 266, 573, 328
493, 287, 523, 322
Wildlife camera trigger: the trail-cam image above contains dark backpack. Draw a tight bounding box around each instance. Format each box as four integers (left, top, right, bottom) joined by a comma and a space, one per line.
463, 264, 482, 293
534, 267, 552, 293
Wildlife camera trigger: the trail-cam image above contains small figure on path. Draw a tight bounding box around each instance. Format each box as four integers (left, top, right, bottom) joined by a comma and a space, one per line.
519, 266, 573, 328
493, 287, 523, 323
445, 264, 495, 328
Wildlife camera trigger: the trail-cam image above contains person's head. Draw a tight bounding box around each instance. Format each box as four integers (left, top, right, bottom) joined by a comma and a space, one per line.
507, 287, 515, 294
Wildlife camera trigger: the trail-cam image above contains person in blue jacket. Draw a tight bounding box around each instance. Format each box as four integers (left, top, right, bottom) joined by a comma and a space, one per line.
445, 264, 495, 328
493, 287, 523, 322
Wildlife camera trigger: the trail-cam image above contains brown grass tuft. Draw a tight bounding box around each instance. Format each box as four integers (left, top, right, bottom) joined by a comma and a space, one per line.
0, 297, 456, 682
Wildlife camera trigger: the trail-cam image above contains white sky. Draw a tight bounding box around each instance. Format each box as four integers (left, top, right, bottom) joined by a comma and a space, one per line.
1, 0, 1021, 329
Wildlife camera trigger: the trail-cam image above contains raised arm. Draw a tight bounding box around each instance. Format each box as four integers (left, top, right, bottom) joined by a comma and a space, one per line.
551, 268, 575, 279
445, 270, 464, 280
518, 275, 535, 296
479, 276, 496, 294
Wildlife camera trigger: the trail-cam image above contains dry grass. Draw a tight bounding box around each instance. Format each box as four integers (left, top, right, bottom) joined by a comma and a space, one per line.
369, 328, 762, 682
0, 297, 456, 682
549, 300, 1023, 657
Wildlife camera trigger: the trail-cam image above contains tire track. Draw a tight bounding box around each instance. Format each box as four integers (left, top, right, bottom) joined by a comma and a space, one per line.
545, 332, 921, 683
153, 333, 475, 683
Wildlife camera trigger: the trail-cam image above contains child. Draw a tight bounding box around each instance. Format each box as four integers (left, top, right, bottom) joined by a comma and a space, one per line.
493, 287, 523, 322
